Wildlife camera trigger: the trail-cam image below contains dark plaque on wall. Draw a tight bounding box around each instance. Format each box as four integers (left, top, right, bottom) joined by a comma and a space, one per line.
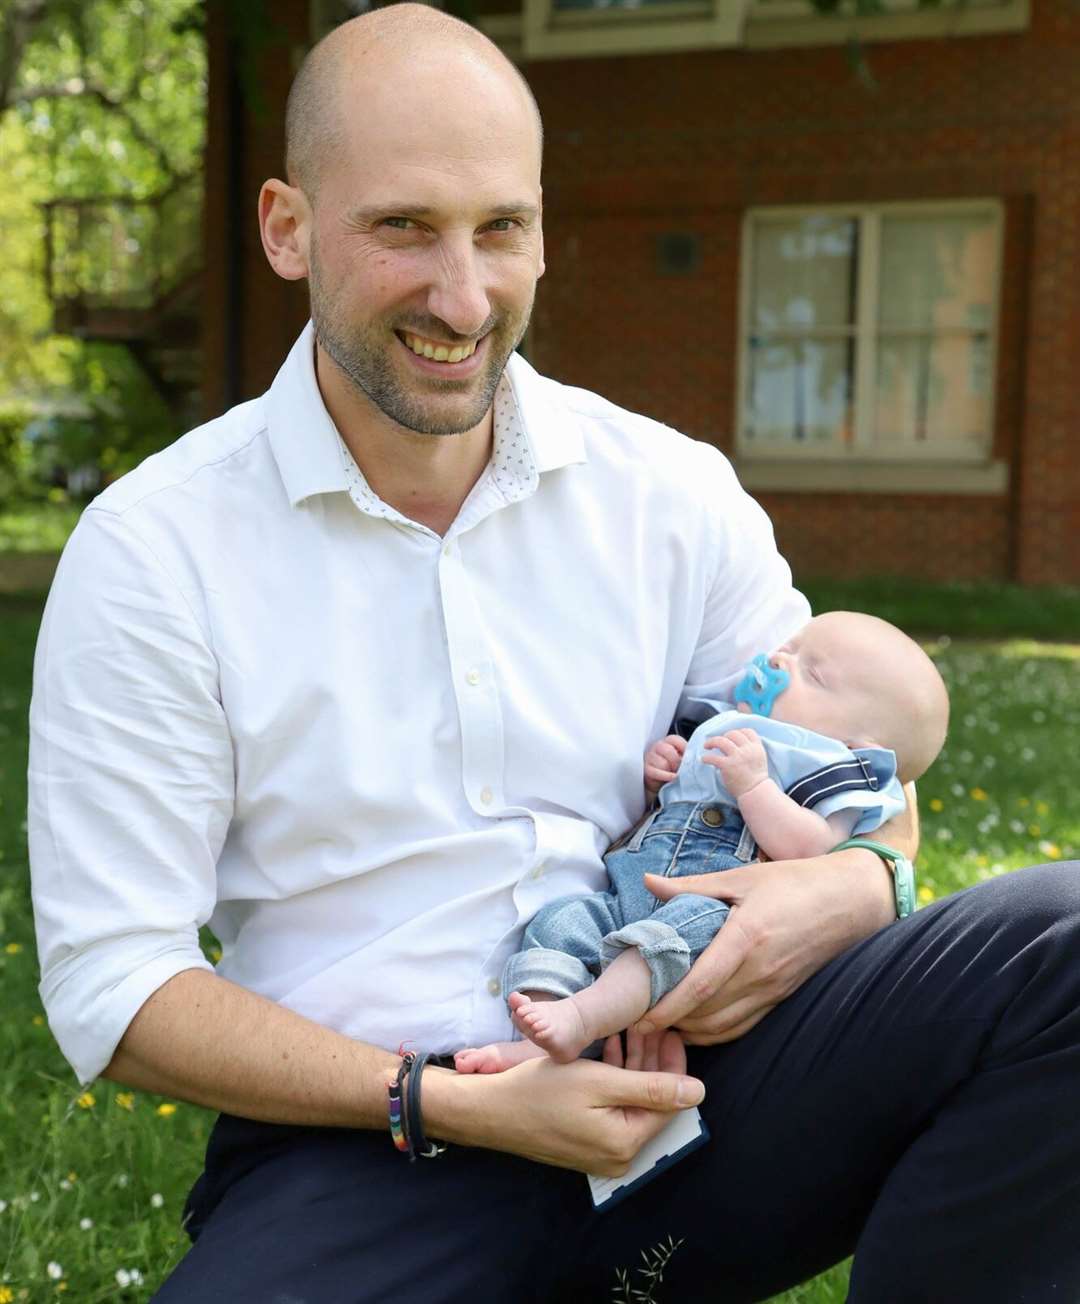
655, 232, 702, 276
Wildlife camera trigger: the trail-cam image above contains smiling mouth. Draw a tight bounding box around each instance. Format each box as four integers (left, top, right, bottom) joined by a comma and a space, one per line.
398, 330, 480, 364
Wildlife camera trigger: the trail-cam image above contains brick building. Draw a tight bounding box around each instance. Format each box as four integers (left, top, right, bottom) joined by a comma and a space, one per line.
202, 0, 1080, 584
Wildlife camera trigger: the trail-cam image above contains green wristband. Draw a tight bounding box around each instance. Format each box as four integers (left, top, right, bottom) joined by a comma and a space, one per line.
831, 838, 917, 919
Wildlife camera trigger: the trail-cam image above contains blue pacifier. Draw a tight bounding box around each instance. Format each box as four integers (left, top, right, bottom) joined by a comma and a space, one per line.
733, 654, 790, 717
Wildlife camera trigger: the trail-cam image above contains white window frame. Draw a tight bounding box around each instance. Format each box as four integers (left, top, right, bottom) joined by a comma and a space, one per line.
519, 0, 751, 61
483, 0, 1028, 62
735, 199, 1005, 469
744, 0, 1029, 48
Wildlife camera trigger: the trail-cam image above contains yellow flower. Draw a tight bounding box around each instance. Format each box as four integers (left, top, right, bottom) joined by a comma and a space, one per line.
917, 885, 936, 905
0, 1286, 14, 1303
116, 1092, 135, 1112
975, 854, 989, 868
156, 1102, 178, 1117
929, 798, 944, 812
1035, 801, 1050, 817
209, 946, 222, 963
1029, 824, 1041, 837
66, 1171, 77, 1184
4, 942, 22, 955
57, 1285, 68, 1294
969, 788, 988, 802
32, 1014, 44, 1027
76, 1092, 96, 1109
1038, 840, 1062, 859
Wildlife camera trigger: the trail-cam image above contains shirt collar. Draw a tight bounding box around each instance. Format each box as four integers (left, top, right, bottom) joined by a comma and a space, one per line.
266, 322, 350, 507
266, 322, 586, 509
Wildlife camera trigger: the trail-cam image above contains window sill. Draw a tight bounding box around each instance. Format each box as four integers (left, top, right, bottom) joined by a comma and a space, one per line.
735, 458, 1009, 496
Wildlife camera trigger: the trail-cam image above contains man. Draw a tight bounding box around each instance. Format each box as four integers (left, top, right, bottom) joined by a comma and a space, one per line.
28, 7, 1080, 1301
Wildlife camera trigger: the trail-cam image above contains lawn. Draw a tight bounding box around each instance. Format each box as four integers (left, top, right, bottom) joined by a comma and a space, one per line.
1, 585, 1078, 1301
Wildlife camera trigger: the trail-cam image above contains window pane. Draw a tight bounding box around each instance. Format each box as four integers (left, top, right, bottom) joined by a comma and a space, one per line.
874, 334, 991, 446
752, 216, 857, 332
553, 0, 690, 9
745, 339, 853, 446
879, 212, 997, 331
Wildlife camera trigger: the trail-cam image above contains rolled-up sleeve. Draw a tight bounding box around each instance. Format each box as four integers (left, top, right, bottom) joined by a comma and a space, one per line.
28, 507, 232, 1084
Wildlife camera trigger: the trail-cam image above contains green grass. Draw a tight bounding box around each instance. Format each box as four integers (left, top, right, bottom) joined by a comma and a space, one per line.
1, 593, 1078, 1300
799, 574, 1080, 641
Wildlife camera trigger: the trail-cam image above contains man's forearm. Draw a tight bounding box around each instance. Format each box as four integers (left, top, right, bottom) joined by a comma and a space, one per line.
103, 968, 399, 1128
102, 967, 706, 1179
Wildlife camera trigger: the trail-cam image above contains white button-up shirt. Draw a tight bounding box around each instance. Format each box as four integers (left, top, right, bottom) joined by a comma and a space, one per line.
28, 323, 809, 1085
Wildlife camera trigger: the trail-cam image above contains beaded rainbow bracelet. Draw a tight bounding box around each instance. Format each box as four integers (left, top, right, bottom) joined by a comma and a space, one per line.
388, 1051, 415, 1156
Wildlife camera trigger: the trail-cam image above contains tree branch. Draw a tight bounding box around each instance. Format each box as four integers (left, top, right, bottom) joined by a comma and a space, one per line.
8, 80, 177, 176
0, 0, 49, 109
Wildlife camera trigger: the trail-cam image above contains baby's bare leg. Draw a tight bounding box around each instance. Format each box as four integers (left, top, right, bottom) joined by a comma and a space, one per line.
509, 949, 653, 1063
454, 993, 562, 1073
453, 1038, 549, 1074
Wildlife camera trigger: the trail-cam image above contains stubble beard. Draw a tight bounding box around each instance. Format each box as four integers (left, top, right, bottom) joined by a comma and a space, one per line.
308, 242, 533, 437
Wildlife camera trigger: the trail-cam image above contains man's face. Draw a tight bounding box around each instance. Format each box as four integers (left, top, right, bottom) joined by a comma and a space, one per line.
303, 55, 544, 437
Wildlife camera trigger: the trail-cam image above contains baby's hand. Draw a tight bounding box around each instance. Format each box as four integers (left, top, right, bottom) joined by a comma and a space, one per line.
702, 728, 769, 798
645, 734, 687, 794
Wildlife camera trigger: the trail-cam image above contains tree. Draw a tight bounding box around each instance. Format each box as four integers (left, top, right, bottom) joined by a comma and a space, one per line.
0, 0, 205, 495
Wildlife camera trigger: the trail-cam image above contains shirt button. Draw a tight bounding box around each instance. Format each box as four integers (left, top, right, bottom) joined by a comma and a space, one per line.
443, 542, 452, 557
466, 668, 480, 686
487, 978, 501, 996
480, 787, 493, 805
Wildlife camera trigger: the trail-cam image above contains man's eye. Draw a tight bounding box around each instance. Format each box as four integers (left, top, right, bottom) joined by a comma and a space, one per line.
486, 219, 517, 233
382, 217, 414, 230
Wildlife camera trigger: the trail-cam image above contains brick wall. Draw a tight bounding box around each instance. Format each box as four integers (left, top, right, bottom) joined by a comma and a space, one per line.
525, 2, 1080, 585
206, 1, 1080, 585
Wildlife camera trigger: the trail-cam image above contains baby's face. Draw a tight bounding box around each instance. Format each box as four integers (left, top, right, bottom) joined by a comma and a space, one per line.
762, 616, 881, 746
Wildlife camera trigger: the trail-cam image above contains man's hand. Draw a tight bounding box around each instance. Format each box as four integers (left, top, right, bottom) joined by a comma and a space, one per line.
633, 848, 897, 1044
425, 1028, 703, 1177
702, 728, 769, 798
644, 734, 687, 795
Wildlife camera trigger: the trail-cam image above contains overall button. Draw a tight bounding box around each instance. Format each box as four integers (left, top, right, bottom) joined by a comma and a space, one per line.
701, 806, 725, 828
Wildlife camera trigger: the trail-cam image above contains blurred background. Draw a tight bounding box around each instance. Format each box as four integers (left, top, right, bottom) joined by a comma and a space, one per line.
2, 0, 1076, 592
1, 1, 1078, 1300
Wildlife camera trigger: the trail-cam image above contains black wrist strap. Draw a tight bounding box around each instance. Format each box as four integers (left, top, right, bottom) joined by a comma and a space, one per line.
404, 1051, 451, 1160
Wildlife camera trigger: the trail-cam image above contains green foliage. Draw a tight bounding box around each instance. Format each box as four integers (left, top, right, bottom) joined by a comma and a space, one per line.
0, 401, 35, 501
0, 0, 205, 493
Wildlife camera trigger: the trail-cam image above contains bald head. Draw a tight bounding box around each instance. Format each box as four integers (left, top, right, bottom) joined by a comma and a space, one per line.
285, 4, 543, 200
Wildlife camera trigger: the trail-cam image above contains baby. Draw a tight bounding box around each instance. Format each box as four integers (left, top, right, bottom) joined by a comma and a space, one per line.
456, 611, 949, 1073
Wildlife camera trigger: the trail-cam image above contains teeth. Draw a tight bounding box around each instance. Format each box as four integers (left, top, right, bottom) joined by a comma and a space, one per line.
403, 332, 477, 362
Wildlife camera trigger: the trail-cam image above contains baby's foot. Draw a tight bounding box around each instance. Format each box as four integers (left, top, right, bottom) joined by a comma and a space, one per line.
508, 991, 591, 1063
453, 1040, 547, 1074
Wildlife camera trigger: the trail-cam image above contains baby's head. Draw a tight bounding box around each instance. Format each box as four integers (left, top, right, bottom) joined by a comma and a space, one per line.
747, 611, 949, 784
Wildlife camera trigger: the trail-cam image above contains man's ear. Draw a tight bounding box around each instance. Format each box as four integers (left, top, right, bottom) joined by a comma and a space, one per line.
258, 178, 312, 282
536, 190, 545, 279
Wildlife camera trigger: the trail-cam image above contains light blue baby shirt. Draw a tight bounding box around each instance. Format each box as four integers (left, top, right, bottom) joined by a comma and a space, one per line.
663, 706, 906, 836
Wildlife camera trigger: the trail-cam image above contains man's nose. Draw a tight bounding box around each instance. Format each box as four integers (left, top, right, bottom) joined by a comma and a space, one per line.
426, 240, 491, 339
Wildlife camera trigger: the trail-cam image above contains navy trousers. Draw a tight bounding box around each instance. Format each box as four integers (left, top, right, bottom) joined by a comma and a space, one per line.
152, 862, 1080, 1303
